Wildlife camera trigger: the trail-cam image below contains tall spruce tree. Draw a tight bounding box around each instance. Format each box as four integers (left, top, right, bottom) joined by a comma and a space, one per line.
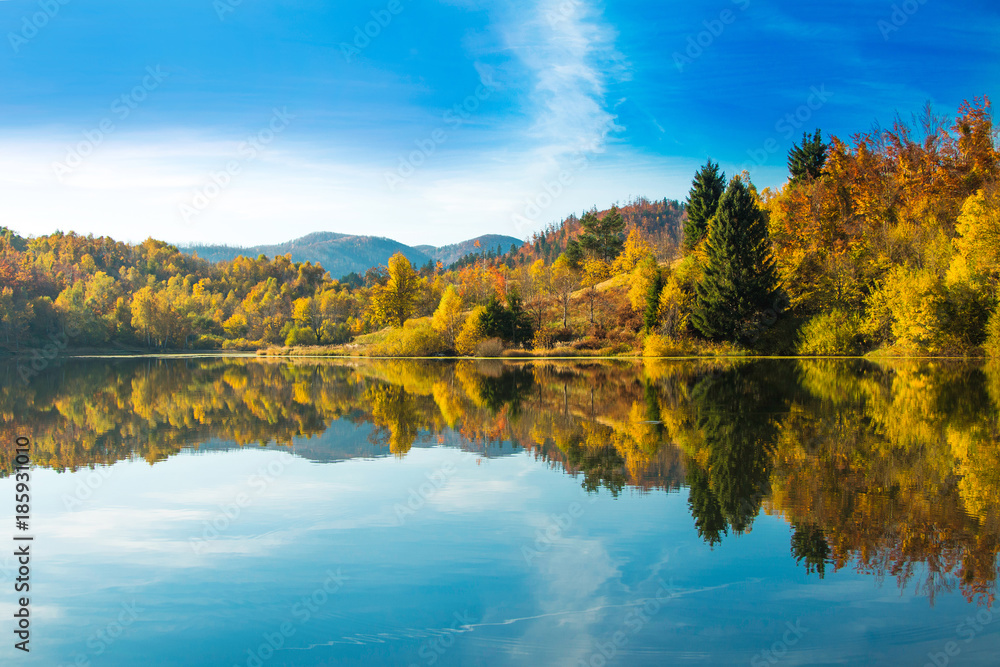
578, 206, 625, 262
691, 177, 779, 343
787, 130, 828, 182
683, 160, 726, 251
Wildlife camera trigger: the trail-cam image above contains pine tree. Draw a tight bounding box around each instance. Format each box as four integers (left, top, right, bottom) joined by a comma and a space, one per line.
643, 270, 664, 333
578, 206, 626, 262
683, 160, 725, 251
787, 130, 828, 182
691, 177, 779, 343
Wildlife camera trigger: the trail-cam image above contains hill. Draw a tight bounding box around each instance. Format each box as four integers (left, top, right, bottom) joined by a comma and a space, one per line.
184, 232, 523, 278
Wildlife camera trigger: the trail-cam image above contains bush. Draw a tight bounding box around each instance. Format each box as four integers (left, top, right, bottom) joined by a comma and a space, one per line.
986, 308, 1000, 357
532, 328, 555, 349
193, 334, 223, 350
474, 337, 505, 357
643, 333, 688, 357
367, 323, 445, 357
797, 310, 862, 356
285, 326, 318, 347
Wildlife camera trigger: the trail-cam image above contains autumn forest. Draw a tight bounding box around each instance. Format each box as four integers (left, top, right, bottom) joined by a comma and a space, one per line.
1, 98, 999, 361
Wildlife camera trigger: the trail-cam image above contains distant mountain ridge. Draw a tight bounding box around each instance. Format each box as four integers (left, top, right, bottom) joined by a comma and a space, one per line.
183, 232, 523, 279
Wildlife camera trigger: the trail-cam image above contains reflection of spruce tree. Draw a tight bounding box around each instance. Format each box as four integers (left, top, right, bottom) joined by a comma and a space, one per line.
790, 523, 831, 578
562, 432, 628, 496
477, 366, 535, 416
685, 363, 786, 541
686, 466, 728, 546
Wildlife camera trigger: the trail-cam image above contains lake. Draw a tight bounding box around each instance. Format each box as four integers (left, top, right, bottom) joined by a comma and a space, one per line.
1, 357, 999, 666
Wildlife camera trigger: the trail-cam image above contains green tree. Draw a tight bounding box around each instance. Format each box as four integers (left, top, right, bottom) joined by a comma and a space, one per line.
787, 129, 828, 182
684, 160, 726, 251
643, 269, 664, 333
692, 176, 780, 343
578, 206, 625, 262
371, 252, 419, 327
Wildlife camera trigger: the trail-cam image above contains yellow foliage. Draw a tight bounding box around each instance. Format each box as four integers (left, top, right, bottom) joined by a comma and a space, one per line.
611, 228, 654, 275
455, 306, 486, 356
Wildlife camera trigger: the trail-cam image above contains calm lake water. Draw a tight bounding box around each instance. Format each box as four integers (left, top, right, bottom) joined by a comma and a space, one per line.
1, 357, 999, 666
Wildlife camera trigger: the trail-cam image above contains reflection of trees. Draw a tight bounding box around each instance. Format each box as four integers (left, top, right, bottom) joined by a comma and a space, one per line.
683, 364, 789, 540
790, 524, 832, 578
2, 356, 1000, 606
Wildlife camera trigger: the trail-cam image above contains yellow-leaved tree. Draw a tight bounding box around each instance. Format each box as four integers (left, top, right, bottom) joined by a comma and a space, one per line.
371, 252, 419, 328
432, 285, 464, 348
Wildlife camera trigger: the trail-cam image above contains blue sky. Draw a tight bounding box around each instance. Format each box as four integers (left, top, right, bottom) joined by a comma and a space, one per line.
0, 0, 997, 247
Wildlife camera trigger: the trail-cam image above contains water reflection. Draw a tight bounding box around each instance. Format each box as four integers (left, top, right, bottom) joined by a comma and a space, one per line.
1, 356, 999, 606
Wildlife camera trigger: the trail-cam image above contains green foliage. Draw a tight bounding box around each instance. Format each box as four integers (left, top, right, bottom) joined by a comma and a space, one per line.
285, 326, 318, 347
797, 310, 863, 356
562, 238, 584, 268
480, 292, 534, 347
643, 270, 664, 333
692, 177, 780, 343
578, 206, 626, 262
787, 130, 828, 182
684, 160, 726, 251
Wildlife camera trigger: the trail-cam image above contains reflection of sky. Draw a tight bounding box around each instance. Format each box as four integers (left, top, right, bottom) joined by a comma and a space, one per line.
1, 442, 998, 666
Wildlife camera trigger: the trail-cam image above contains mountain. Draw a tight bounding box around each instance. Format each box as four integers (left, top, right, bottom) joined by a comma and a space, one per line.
184, 232, 523, 279
413, 234, 524, 267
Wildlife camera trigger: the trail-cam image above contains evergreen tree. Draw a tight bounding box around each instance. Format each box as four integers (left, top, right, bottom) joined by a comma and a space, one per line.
684, 160, 726, 251
578, 206, 626, 262
692, 177, 780, 343
643, 270, 664, 333
787, 129, 828, 182
563, 238, 584, 268
480, 291, 533, 346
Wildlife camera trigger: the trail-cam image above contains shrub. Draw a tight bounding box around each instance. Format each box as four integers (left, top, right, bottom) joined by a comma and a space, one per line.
285, 326, 318, 347
193, 334, 223, 350
532, 328, 555, 349
367, 322, 445, 357
643, 333, 685, 357
797, 310, 862, 356
474, 337, 505, 357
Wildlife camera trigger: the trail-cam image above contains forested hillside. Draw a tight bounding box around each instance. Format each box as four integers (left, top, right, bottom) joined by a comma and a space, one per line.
1, 97, 998, 360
